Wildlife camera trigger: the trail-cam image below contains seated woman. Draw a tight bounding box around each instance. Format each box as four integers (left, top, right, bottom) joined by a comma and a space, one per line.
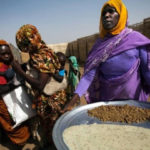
0, 40, 30, 146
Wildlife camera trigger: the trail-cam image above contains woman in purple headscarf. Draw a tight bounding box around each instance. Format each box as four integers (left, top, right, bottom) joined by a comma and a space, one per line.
63, 0, 150, 111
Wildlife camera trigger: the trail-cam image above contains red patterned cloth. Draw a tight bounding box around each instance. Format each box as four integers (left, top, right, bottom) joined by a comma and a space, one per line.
0, 63, 10, 84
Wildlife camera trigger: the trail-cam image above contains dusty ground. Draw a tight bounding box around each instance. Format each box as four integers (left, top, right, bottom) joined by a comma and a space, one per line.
0, 63, 86, 150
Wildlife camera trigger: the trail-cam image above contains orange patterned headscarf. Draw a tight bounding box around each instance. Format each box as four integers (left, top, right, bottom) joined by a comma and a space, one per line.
16, 24, 60, 73
16, 24, 42, 51
99, 0, 128, 38
0, 40, 9, 46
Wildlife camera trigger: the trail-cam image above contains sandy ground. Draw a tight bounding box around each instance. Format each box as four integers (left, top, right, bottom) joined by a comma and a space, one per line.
0, 63, 86, 150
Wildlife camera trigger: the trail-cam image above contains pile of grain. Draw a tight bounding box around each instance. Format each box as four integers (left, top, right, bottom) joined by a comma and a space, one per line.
63, 124, 150, 150
88, 104, 150, 123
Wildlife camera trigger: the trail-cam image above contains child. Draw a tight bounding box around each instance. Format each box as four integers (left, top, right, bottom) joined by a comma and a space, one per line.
68, 56, 80, 97
0, 39, 30, 146
0, 40, 15, 94
53, 52, 67, 82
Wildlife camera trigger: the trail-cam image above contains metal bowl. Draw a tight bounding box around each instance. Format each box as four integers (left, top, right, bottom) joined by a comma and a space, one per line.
52, 100, 150, 150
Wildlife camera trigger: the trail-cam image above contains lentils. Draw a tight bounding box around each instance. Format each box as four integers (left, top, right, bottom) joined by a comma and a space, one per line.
88, 104, 150, 123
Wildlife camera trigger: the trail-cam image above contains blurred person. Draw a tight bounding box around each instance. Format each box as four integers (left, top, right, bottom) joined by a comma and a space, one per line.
67, 56, 80, 98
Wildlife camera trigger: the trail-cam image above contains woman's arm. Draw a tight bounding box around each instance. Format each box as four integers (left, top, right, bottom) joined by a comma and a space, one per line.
61, 93, 80, 112
11, 60, 49, 91
75, 68, 96, 97
62, 68, 96, 112
53, 69, 66, 82
53, 72, 63, 82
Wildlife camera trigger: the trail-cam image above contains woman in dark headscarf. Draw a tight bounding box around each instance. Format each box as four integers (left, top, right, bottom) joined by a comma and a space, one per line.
12, 24, 68, 147
0, 40, 30, 146
63, 0, 150, 111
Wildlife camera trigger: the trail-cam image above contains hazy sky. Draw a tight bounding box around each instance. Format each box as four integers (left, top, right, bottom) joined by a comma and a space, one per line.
1, 0, 150, 47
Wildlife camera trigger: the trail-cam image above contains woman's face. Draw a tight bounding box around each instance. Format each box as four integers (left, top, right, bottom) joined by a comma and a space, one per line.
20, 32, 41, 53
102, 5, 120, 30
0, 45, 13, 64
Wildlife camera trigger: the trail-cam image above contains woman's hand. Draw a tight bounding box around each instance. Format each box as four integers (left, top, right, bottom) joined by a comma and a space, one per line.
61, 93, 80, 113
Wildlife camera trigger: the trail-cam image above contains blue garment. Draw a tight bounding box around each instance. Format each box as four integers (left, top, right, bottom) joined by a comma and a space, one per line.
5, 68, 15, 80
59, 69, 65, 76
